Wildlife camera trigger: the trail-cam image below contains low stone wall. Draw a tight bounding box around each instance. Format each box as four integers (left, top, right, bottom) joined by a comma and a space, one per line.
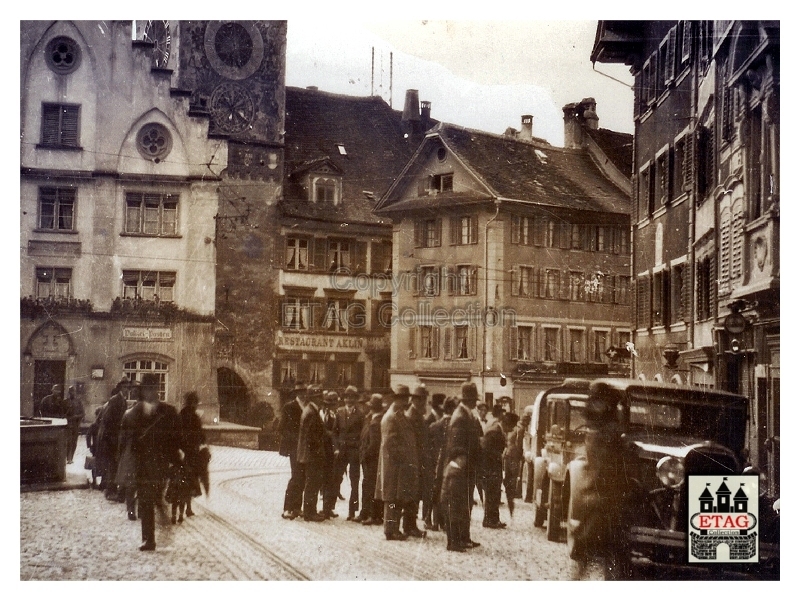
203, 422, 261, 450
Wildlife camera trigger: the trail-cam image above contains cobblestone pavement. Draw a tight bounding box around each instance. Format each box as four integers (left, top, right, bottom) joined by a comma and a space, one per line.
21, 438, 603, 581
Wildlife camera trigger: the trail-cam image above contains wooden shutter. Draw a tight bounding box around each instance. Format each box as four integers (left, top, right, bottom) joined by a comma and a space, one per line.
666, 27, 677, 83
470, 267, 478, 296
41, 104, 61, 145
538, 268, 546, 298
312, 238, 327, 271
470, 216, 478, 245
637, 276, 651, 329
559, 270, 570, 299
434, 218, 442, 246
509, 326, 518, 361
511, 216, 520, 244
432, 327, 440, 359
408, 326, 417, 358
411, 267, 419, 296
559, 223, 571, 249
352, 241, 367, 274
510, 267, 519, 297
443, 327, 452, 360
444, 266, 454, 295
60, 105, 79, 146
450, 217, 459, 245
533, 216, 545, 246
414, 221, 423, 248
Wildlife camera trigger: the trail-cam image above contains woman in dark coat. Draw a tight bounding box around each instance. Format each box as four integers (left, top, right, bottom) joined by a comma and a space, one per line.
179, 391, 206, 516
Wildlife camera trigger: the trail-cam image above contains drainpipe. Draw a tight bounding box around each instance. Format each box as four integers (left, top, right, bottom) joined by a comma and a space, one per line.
482, 199, 501, 401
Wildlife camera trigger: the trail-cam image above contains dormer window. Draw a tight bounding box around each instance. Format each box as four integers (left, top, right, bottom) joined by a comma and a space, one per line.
417, 172, 454, 196
312, 176, 340, 204
336, 144, 347, 156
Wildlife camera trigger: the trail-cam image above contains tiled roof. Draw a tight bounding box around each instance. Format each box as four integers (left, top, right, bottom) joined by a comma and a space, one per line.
378, 123, 631, 216
280, 87, 431, 227
586, 127, 634, 178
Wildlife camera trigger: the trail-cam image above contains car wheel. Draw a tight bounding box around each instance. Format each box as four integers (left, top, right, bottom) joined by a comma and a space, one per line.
533, 480, 546, 528
546, 480, 562, 542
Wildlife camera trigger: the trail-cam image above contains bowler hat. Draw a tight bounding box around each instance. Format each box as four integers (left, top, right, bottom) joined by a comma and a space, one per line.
343, 385, 359, 398
460, 382, 479, 402
431, 393, 446, 409
306, 385, 323, 400
411, 385, 428, 398
368, 393, 383, 411
292, 381, 308, 394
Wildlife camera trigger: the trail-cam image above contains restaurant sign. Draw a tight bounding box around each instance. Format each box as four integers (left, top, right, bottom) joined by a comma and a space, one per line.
276, 333, 366, 351
122, 327, 173, 341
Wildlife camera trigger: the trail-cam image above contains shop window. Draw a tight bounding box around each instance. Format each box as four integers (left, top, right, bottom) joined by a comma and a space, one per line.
38, 187, 75, 231
123, 359, 168, 401
280, 360, 298, 386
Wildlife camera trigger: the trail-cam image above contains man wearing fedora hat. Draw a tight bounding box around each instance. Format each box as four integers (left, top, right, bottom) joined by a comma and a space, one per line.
403, 385, 429, 537
128, 373, 181, 551
440, 382, 483, 551
357, 393, 384, 525
335, 385, 364, 520
98, 377, 131, 502
297, 385, 326, 521
279, 382, 307, 520
320, 391, 340, 519
375, 385, 421, 541
422, 393, 446, 529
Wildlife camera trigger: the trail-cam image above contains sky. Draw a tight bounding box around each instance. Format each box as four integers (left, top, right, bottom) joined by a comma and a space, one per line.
285, 20, 636, 147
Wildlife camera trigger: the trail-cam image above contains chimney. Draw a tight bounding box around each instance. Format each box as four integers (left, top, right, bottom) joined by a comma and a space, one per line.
420, 100, 431, 130
402, 89, 421, 135
581, 97, 599, 130
520, 115, 533, 142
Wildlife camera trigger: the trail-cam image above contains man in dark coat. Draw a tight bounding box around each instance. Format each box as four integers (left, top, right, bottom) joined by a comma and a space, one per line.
375, 385, 420, 541
481, 404, 507, 529
129, 373, 181, 551
297, 385, 326, 522
320, 391, 340, 519
403, 385, 428, 537
440, 382, 483, 552
37, 384, 68, 418
357, 393, 384, 525
422, 392, 445, 529
429, 397, 456, 531
279, 383, 306, 520
98, 378, 130, 501
65, 385, 85, 464
335, 385, 364, 520
117, 381, 143, 521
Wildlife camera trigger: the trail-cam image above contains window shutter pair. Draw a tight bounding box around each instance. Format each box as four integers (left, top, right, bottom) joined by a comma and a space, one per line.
508, 325, 518, 361
312, 238, 327, 270
637, 275, 651, 329
510, 216, 520, 244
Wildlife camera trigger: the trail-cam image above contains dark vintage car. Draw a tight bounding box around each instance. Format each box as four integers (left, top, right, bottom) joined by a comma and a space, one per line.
529, 379, 590, 542
565, 379, 779, 580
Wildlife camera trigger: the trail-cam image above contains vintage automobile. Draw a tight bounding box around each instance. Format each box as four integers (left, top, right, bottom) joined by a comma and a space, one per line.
565, 379, 779, 579
529, 379, 590, 542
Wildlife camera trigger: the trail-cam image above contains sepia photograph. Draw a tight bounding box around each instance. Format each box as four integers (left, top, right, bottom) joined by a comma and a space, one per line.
19, 15, 781, 583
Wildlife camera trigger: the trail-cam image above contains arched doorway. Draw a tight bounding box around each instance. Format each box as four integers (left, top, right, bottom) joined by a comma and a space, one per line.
217, 367, 250, 425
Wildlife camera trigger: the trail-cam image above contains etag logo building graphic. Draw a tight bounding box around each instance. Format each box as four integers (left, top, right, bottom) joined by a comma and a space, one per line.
688, 475, 759, 563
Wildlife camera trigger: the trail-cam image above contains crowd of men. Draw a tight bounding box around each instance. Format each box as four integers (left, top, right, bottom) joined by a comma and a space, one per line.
279, 381, 532, 552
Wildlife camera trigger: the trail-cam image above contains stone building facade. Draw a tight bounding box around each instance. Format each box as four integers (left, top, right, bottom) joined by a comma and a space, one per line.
592, 20, 780, 495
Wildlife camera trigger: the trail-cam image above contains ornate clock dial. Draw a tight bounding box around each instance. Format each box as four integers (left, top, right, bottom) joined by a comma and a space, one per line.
214, 22, 253, 68
203, 21, 265, 80
143, 20, 171, 68
210, 82, 255, 134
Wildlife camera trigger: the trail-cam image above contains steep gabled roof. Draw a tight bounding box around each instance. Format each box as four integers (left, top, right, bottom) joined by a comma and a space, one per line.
376, 123, 631, 216
280, 87, 433, 227
586, 127, 634, 178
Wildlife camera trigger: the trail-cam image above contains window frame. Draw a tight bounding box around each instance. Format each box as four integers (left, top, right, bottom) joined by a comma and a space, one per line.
35, 266, 72, 299
37, 187, 76, 231
542, 326, 561, 363
282, 296, 315, 331
124, 192, 179, 237
122, 270, 176, 302
123, 358, 169, 402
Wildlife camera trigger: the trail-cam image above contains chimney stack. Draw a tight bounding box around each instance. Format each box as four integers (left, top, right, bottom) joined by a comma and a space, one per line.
420, 101, 431, 130
562, 98, 599, 149
402, 89, 422, 136
520, 115, 533, 141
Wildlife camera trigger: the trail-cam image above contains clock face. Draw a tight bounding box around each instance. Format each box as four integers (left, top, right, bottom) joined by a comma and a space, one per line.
204, 21, 265, 80
144, 20, 171, 68
210, 82, 255, 134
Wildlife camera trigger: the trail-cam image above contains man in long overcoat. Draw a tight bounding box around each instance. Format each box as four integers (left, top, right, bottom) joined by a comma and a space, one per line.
320, 392, 340, 518
375, 385, 420, 541
335, 385, 365, 520
422, 393, 445, 529
279, 383, 306, 519
440, 382, 483, 551
357, 393, 383, 525
429, 397, 457, 531
97, 378, 129, 500
481, 404, 507, 529
129, 373, 181, 551
403, 385, 428, 536
297, 385, 326, 521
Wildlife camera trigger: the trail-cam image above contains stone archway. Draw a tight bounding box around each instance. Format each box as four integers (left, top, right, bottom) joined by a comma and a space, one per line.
217, 367, 250, 425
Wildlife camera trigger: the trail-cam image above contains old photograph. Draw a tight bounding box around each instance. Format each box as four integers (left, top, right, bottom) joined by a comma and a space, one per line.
20, 18, 780, 582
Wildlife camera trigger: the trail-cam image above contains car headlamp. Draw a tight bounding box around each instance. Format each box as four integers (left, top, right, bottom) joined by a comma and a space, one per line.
656, 456, 685, 488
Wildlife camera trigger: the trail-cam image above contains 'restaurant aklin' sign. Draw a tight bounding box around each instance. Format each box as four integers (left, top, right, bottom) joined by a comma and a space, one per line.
276, 333, 366, 351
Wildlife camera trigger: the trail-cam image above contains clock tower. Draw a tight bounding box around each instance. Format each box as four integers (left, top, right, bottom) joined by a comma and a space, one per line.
176, 20, 287, 426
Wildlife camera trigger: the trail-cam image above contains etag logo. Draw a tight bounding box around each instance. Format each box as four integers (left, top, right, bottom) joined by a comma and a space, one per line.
688, 475, 759, 563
